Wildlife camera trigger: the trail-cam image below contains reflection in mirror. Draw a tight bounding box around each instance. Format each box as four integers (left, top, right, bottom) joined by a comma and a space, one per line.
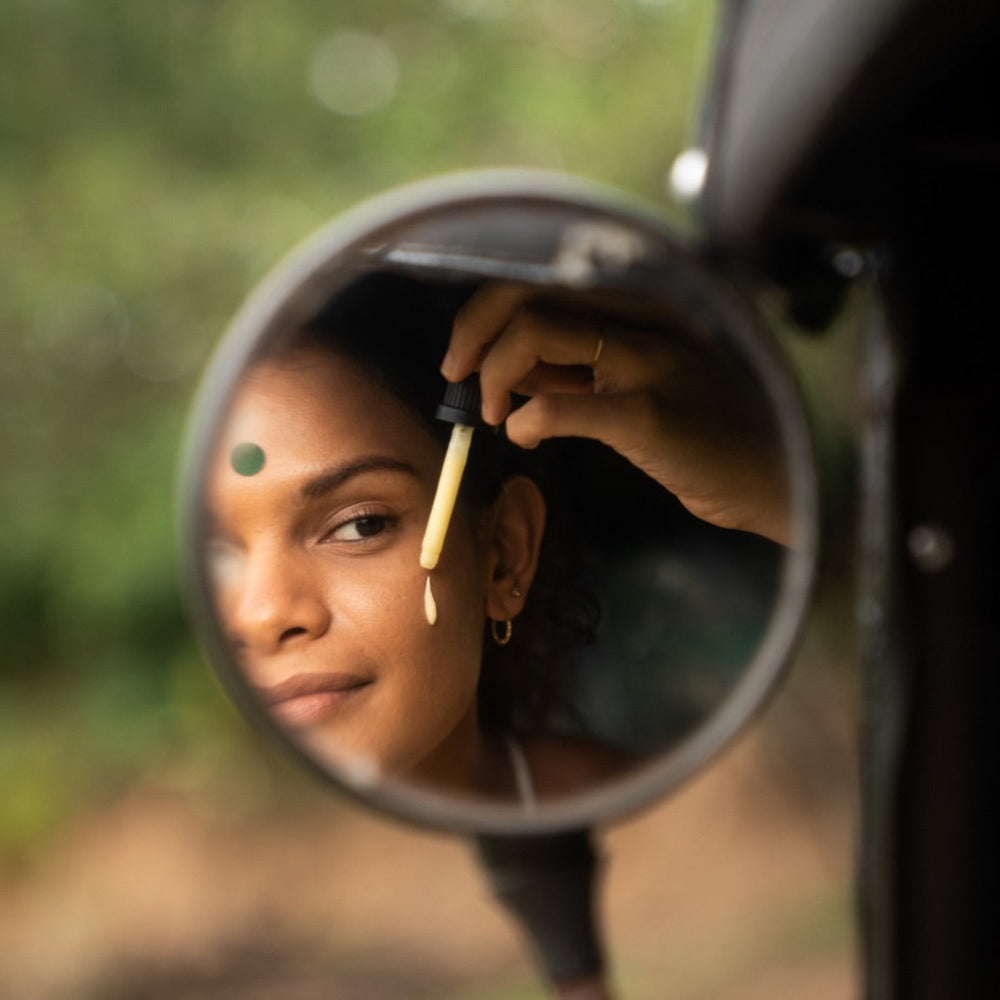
196, 260, 791, 813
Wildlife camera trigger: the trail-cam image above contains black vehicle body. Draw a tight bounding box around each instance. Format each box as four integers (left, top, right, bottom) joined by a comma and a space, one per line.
699, 2, 1000, 995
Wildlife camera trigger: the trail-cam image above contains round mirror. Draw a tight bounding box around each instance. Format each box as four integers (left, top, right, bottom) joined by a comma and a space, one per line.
178, 170, 817, 835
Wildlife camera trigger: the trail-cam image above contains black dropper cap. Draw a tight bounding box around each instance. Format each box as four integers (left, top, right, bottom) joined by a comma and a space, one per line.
436, 374, 491, 429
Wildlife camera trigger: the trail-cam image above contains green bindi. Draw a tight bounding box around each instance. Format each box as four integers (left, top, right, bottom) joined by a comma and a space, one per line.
230, 442, 266, 476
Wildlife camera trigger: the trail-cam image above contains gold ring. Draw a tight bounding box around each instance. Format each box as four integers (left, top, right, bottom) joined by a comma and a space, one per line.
591, 334, 605, 367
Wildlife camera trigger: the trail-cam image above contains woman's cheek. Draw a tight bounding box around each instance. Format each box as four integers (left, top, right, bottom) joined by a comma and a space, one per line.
328, 556, 425, 633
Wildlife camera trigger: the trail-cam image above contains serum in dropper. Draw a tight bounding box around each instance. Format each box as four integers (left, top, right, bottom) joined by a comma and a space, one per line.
420, 375, 485, 622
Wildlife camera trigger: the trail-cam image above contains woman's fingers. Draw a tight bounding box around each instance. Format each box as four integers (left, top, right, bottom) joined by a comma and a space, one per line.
442, 287, 791, 545
478, 308, 605, 423
513, 363, 595, 398
442, 283, 534, 381
445, 282, 645, 386
505, 390, 657, 453
505, 391, 788, 543
444, 283, 686, 430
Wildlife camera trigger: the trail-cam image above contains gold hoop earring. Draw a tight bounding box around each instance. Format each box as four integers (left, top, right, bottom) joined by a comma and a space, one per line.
491, 618, 513, 646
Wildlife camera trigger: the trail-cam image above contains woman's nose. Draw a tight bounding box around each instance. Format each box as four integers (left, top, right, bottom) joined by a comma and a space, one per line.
229, 548, 331, 654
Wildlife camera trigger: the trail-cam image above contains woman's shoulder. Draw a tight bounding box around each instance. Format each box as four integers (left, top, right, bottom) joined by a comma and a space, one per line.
519, 731, 635, 800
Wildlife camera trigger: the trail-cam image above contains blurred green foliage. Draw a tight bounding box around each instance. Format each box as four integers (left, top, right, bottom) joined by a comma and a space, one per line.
0, 0, 718, 854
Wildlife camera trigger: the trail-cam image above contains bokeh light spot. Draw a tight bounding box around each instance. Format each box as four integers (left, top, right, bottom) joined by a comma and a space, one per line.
669, 146, 708, 202
308, 31, 399, 117
541, 0, 628, 60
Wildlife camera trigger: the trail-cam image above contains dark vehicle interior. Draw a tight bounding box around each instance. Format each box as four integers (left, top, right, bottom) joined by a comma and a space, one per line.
701, 2, 1000, 996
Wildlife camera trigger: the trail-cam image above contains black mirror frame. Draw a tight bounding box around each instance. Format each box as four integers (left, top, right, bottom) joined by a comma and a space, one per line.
177, 168, 820, 837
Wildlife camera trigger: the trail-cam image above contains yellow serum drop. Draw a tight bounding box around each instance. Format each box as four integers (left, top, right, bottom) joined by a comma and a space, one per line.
424, 575, 438, 626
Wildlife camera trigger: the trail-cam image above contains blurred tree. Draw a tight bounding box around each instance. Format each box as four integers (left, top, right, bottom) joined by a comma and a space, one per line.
0, 0, 716, 852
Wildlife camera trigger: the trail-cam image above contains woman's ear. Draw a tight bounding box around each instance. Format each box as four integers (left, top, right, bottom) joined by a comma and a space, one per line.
484, 475, 546, 622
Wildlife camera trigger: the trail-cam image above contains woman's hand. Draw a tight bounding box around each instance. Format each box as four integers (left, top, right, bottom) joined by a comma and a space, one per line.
441, 283, 791, 546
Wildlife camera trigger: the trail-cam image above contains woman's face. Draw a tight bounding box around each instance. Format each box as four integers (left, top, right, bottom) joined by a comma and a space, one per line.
205, 345, 492, 788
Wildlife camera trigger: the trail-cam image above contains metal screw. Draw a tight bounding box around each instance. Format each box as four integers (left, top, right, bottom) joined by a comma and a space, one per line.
907, 523, 955, 573
832, 246, 865, 278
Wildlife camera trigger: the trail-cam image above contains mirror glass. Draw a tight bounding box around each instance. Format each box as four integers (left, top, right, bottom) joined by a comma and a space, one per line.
180, 174, 816, 832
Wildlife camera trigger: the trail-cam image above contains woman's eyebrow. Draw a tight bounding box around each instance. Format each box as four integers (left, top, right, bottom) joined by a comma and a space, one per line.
300, 455, 422, 500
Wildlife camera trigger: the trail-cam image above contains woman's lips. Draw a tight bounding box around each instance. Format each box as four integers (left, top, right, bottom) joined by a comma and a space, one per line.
257, 672, 373, 728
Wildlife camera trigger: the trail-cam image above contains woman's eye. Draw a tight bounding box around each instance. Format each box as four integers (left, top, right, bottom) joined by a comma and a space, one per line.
328, 514, 392, 542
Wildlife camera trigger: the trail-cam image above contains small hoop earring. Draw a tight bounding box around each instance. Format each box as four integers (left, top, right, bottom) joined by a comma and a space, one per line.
491, 618, 513, 646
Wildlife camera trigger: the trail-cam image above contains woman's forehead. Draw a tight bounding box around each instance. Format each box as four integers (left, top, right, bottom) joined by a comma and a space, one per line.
216, 347, 441, 473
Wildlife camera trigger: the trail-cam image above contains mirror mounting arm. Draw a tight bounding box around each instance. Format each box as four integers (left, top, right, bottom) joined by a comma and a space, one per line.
474, 829, 611, 998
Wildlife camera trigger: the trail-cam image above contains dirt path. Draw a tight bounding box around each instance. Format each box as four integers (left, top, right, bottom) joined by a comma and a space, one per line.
0, 705, 858, 1000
